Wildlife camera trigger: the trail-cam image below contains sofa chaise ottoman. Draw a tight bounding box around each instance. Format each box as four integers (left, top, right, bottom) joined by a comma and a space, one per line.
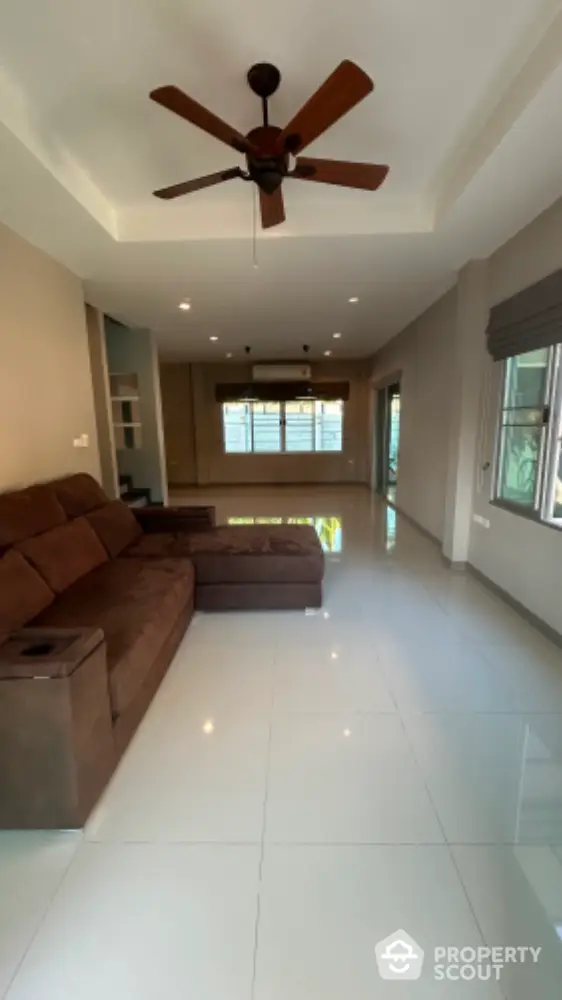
185, 523, 324, 611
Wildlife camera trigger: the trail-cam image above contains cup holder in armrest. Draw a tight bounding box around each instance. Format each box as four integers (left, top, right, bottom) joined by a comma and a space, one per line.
21, 643, 56, 658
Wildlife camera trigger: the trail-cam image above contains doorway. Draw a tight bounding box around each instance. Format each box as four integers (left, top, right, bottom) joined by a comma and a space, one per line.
375, 381, 401, 502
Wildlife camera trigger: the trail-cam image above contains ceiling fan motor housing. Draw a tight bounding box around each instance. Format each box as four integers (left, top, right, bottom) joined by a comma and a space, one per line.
245, 125, 289, 194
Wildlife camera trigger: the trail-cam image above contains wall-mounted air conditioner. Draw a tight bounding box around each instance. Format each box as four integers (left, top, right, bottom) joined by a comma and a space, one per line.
252, 364, 311, 382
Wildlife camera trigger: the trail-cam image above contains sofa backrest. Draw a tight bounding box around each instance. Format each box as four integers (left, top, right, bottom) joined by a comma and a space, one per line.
0, 483, 67, 549
50, 474, 110, 518
0, 475, 119, 628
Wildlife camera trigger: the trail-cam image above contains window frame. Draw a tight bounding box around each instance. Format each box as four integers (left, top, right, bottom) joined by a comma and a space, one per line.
221, 398, 345, 456
492, 343, 562, 529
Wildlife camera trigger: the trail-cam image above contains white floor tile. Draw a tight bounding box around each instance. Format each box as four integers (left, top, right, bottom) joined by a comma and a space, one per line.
86, 713, 270, 843
477, 642, 562, 712
158, 641, 275, 718
404, 713, 562, 844
452, 846, 562, 999
6, 843, 260, 1000
378, 636, 512, 713
254, 845, 502, 999
265, 713, 443, 843
273, 642, 395, 714
0, 833, 78, 998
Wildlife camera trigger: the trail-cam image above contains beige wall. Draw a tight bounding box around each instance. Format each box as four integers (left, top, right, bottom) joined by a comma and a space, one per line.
160, 360, 371, 486
0, 221, 100, 492
372, 288, 457, 542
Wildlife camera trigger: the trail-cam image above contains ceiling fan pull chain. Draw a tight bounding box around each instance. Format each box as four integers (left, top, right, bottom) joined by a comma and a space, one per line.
252, 185, 259, 269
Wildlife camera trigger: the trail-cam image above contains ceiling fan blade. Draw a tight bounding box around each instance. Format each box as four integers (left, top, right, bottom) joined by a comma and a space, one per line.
275, 61, 373, 155
293, 158, 389, 190
150, 85, 255, 155
153, 167, 243, 200
259, 187, 285, 229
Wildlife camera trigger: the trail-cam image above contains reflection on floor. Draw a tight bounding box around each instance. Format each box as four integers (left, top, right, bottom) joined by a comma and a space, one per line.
1, 485, 561, 1000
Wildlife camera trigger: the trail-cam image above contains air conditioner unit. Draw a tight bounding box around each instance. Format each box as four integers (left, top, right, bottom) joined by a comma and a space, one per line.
252, 364, 311, 382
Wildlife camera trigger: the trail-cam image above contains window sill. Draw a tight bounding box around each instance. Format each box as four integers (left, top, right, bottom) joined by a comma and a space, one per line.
490, 499, 562, 533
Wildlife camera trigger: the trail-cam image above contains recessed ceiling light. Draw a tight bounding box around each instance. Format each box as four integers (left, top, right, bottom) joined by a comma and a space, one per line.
324, 350, 332, 356
178, 301, 191, 311
202, 719, 215, 735
333, 332, 342, 339
348, 296, 359, 303
210, 335, 219, 341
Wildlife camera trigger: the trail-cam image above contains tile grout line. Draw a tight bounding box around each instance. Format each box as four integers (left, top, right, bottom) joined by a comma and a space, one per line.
2, 834, 83, 1000
392, 699, 510, 1000
249, 645, 276, 1000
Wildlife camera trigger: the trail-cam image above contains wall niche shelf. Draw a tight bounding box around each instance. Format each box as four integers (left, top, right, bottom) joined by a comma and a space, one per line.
109, 372, 141, 450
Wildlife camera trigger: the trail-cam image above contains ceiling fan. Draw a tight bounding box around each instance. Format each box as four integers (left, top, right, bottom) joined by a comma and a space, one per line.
149, 60, 389, 229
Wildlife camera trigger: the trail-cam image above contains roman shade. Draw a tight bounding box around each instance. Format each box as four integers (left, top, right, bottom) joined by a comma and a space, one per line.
487, 267, 562, 361
215, 381, 350, 403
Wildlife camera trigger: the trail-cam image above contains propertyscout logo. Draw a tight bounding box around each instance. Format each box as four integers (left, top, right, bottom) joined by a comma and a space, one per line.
376, 931, 424, 980
375, 930, 541, 983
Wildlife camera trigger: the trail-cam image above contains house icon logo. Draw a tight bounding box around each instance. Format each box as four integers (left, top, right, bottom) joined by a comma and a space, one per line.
375, 930, 425, 981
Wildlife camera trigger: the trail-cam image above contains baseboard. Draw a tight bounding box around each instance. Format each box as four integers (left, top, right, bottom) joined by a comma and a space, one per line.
441, 556, 468, 572
467, 564, 562, 650
388, 499, 562, 647
386, 499, 442, 549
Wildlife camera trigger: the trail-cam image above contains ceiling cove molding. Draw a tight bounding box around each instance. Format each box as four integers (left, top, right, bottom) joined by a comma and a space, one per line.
0, 68, 117, 238
432, 0, 562, 225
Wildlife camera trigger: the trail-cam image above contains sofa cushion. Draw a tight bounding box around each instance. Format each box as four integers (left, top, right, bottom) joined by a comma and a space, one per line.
17, 517, 108, 594
186, 524, 324, 584
34, 557, 195, 717
0, 549, 55, 636
51, 474, 109, 517
124, 532, 193, 560
0, 484, 67, 548
87, 500, 142, 558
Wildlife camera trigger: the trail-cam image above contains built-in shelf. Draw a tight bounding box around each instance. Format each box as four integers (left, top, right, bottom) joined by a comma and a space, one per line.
110, 372, 141, 450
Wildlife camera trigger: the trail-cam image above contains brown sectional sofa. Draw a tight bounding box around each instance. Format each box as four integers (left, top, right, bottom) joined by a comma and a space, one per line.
0, 474, 324, 829
0, 475, 213, 828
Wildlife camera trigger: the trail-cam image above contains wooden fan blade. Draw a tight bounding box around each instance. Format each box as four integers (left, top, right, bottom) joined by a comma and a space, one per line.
259, 187, 285, 229
294, 158, 389, 190
150, 85, 254, 155
153, 167, 243, 200
275, 61, 373, 155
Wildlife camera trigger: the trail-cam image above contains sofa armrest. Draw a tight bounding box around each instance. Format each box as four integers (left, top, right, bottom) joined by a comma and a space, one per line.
133, 505, 216, 535
0, 627, 106, 680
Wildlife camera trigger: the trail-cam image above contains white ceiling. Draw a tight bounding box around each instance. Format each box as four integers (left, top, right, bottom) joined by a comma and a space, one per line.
1, 0, 562, 359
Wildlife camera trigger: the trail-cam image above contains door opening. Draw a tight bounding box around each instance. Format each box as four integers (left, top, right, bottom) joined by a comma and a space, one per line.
375, 382, 401, 502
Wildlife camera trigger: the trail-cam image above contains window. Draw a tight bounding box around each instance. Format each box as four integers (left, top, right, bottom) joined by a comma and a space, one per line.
495, 345, 562, 524
222, 400, 344, 454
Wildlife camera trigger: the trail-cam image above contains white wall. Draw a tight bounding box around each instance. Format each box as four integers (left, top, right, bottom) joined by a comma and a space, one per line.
372, 288, 457, 541
0, 220, 100, 492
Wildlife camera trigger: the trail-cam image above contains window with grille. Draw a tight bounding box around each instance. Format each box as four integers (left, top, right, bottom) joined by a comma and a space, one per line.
494, 345, 562, 524
222, 400, 344, 454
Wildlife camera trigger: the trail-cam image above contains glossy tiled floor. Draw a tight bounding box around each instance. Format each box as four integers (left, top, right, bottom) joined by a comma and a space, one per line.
2, 487, 562, 998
